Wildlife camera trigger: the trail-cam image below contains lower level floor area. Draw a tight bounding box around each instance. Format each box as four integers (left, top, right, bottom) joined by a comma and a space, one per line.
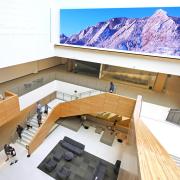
0, 124, 137, 180
0, 77, 179, 180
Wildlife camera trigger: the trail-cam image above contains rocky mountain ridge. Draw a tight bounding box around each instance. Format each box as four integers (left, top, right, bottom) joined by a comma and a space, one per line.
60, 9, 180, 57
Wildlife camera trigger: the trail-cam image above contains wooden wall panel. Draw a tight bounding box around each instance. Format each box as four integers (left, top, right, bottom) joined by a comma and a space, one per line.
153, 73, 168, 92
0, 62, 37, 83
0, 92, 20, 127
0, 104, 35, 151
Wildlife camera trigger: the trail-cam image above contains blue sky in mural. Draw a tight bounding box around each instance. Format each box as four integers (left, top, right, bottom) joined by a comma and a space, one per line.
60, 7, 180, 37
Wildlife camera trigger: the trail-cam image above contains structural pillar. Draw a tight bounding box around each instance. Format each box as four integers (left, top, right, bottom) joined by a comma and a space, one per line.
66, 60, 74, 72
99, 64, 104, 79
153, 73, 168, 92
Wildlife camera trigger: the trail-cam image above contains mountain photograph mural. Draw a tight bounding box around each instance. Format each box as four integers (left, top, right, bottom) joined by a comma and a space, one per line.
60, 7, 180, 59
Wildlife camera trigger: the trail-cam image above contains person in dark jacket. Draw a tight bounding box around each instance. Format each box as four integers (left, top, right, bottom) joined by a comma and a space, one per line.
109, 81, 115, 93
4, 144, 11, 161
37, 112, 42, 127
4, 144, 18, 165
16, 125, 23, 139
44, 104, 49, 115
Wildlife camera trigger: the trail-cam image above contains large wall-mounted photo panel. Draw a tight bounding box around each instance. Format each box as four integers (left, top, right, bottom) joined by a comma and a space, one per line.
59, 7, 180, 59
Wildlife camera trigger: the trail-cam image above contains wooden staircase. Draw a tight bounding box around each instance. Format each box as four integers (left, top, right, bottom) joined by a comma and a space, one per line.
27, 93, 136, 155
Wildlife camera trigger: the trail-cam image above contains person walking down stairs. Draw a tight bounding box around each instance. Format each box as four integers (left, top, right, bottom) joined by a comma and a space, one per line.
44, 104, 50, 115
16, 125, 23, 139
37, 112, 42, 127
36, 102, 42, 114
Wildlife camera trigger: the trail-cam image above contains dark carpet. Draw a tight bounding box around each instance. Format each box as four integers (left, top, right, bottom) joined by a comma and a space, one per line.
38, 139, 118, 180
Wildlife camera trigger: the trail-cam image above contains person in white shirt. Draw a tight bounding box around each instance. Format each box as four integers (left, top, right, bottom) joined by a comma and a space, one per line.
0, 94, 4, 100
36, 102, 42, 114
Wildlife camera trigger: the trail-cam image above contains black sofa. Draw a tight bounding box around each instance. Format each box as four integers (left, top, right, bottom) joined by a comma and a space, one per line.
59, 136, 85, 155
114, 160, 121, 174
56, 166, 71, 180
90, 161, 107, 180
44, 158, 57, 172
53, 151, 63, 162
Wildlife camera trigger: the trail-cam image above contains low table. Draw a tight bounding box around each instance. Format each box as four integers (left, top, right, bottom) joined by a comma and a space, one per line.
64, 151, 74, 161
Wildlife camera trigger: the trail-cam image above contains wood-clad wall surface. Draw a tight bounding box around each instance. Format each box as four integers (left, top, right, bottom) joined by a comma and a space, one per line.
58, 93, 135, 118
131, 96, 180, 180
0, 92, 56, 151
153, 73, 168, 92
0, 104, 35, 151
0, 91, 20, 127
28, 93, 136, 154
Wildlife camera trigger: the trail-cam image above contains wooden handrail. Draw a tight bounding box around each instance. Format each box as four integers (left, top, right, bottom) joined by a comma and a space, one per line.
4, 91, 17, 97
131, 96, 180, 180
27, 93, 136, 155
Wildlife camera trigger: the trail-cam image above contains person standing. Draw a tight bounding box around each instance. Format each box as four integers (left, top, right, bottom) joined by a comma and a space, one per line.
74, 90, 79, 99
74, 63, 78, 73
9, 145, 18, 165
16, 125, 23, 139
44, 104, 49, 115
0, 94, 4, 100
37, 112, 42, 127
36, 102, 42, 114
4, 144, 18, 165
4, 144, 11, 161
109, 81, 115, 93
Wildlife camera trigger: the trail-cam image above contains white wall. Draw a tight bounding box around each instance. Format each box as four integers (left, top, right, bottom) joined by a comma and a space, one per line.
53, 0, 180, 75
19, 80, 93, 109
1, 0, 180, 74
55, 80, 92, 94
0, 0, 54, 68
141, 102, 180, 157
19, 81, 56, 110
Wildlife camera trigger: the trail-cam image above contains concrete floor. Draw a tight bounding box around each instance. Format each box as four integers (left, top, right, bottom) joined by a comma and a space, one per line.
0, 125, 137, 180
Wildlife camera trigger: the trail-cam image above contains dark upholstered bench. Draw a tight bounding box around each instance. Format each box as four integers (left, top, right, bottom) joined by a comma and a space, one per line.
89, 161, 107, 180
56, 166, 71, 180
59, 136, 85, 155
44, 158, 57, 172
114, 160, 121, 174
53, 151, 63, 162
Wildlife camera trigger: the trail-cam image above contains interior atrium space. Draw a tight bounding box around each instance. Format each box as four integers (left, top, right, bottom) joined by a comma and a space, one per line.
0, 1, 180, 180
